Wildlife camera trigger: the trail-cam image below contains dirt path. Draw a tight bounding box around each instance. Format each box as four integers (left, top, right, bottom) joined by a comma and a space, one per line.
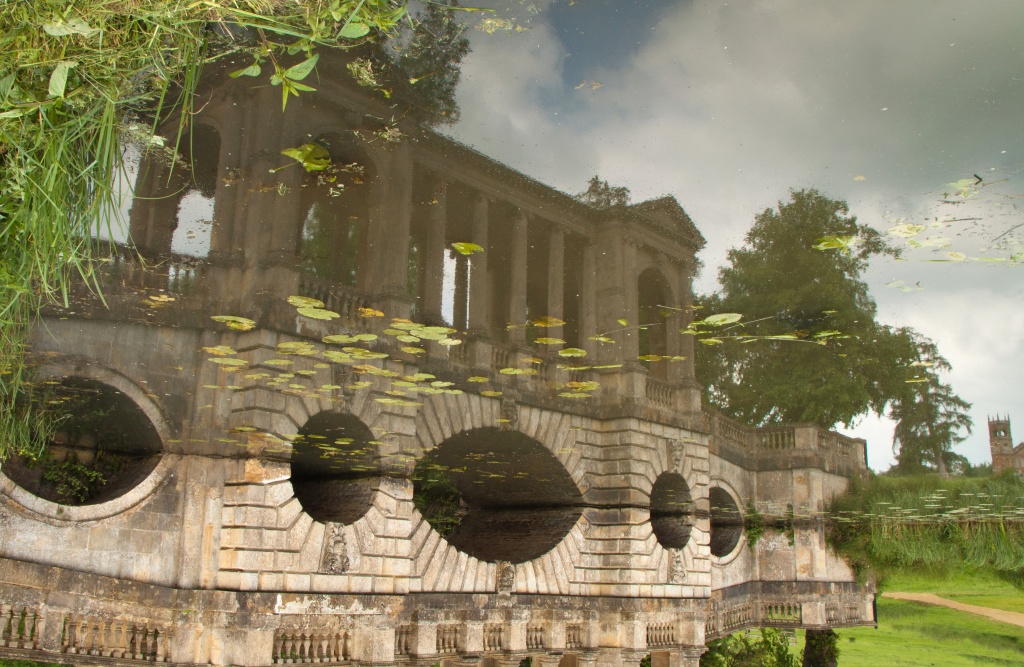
882, 592, 1024, 628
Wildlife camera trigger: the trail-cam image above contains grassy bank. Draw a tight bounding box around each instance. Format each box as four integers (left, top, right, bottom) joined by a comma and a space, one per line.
794, 597, 1024, 667
827, 473, 1024, 582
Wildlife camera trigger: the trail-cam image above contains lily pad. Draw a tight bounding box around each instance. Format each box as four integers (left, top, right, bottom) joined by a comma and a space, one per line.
287, 295, 325, 308
297, 307, 340, 320
211, 315, 257, 331
451, 242, 485, 255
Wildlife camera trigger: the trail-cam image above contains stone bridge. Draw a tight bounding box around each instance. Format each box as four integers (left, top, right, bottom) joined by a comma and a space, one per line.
0, 54, 872, 667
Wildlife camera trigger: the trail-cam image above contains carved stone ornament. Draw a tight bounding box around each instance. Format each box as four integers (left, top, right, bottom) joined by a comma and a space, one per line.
496, 561, 515, 593
500, 398, 519, 431
670, 440, 685, 473
320, 523, 350, 574
669, 549, 686, 584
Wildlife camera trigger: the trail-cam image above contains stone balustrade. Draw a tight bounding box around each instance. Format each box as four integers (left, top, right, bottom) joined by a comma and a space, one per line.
272, 629, 350, 664
0, 603, 40, 650
61, 614, 168, 662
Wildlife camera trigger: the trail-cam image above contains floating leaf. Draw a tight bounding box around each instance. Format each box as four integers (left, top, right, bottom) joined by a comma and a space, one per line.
699, 313, 743, 327
359, 307, 385, 317
406, 373, 435, 381
396, 334, 421, 343
812, 235, 861, 252
637, 354, 662, 362
531, 316, 566, 328
699, 338, 724, 345
480, 390, 503, 397
534, 337, 566, 345
203, 345, 237, 356
324, 333, 377, 344
588, 335, 616, 344
591, 364, 624, 370
438, 338, 463, 347
451, 242, 485, 255
342, 347, 389, 360
211, 315, 256, 331
209, 357, 247, 366
565, 381, 600, 392
281, 142, 330, 172
467, 376, 489, 383
946, 251, 967, 261
297, 307, 339, 320
557, 348, 587, 358
401, 346, 426, 355
616, 319, 629, 327
263, 359, 293, 367
499, 367, 538, 375
278, 341, 318, 355
559, 392, 591, 399
288, 295, 324, 308
886, 223, 927, 238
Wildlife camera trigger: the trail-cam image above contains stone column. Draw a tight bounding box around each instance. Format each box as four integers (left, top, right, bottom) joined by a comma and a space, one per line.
580, 241, 597, 354
507, 210, 529, 343
422, 179, 448, 324
676, 256, 696, 383
622, 238, 641, 361
365, 140, 414, 317
468, 194, 490, 334
547, 225, 564, 323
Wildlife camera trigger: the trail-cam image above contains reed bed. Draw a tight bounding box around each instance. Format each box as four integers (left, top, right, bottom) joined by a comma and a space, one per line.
0, 1, 407, 458
827, 474, 1024, 577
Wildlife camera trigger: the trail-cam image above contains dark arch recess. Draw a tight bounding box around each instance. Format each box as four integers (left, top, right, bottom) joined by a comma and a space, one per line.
649, 472, 693, 549
413, 427, 583, 564
709, 487, 743, 558
290, 412, 379, 525
1, 377, 162, 505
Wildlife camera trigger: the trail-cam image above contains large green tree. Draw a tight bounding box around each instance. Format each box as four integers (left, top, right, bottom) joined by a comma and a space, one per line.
697, 188, 970, 442
889, 336, 973, 475
698, 188, 905, 428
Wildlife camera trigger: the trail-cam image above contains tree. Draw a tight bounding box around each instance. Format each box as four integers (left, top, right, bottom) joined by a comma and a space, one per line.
801, 629, 839, 667
889, 337, 973, 475
576, 175, 631, 208
370, 0, 471, 126
697, 188, 908, 428
700, 628, 797, 667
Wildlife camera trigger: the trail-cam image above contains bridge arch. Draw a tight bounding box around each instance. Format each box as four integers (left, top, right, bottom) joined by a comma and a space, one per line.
413, 426, 583, 564
0, 361, 173, 521
289, 410, 379, 525
708, 484, 746, 562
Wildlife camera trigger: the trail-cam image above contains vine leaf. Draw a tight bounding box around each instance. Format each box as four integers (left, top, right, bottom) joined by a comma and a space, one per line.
48, 61, 77, 98
280, 143, 331, 172
451, 242, 484, 255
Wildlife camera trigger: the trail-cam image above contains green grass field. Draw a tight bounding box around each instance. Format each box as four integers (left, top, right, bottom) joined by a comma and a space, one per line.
880, 568, 1024, 615
793, 597, 1024, 666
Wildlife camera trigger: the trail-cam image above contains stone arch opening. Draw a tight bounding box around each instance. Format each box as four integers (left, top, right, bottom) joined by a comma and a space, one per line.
413, 427, 583, 563
650, 472, 693, 549
297, 133, 373, 289
638, 267, 673, 379
128, 123, 221, 259
709, 486, 744, 558
1, 377, 163, 505
290, 411, 379, 525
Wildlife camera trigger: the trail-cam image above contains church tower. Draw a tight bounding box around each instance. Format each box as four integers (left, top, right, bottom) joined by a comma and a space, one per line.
989, 416, 1018, 475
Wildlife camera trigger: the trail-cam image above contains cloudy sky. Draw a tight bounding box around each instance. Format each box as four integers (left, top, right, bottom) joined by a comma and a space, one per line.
439, 0, 1024, 470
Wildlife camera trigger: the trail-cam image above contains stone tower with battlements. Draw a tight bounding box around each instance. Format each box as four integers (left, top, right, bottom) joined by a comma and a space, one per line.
989, 416, 1024, 475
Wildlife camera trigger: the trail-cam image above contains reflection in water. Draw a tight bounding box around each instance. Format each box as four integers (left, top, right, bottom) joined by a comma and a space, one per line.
23, 2, 1024, 663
